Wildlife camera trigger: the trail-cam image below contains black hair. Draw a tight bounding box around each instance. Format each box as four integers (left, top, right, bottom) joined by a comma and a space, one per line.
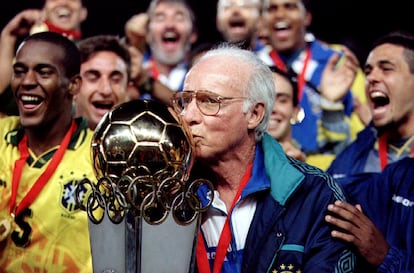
301, 0, 312, 13
22, 31, 81, 78
269, 66, 299, 106
188, 42, 215, 68
371, 30, 414, 73
262, 0, 312, 14
270, 64, 321, 105
77, 35, 131, 79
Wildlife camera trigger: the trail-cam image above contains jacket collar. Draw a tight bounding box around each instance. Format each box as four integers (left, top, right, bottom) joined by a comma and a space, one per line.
261, 133, 304, 205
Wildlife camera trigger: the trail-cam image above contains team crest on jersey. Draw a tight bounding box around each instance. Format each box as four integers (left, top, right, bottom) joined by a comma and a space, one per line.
61, 178, 87, 213
271, 263, 301, 273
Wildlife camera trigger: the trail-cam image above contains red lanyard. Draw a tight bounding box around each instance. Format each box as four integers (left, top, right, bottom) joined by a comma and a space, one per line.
196, 163, 253, 273
269, 46, 312, 102
378, 132, 414, 170
44, 21, 82, 40
150, 57, 160, 80
9, 120, 77, 218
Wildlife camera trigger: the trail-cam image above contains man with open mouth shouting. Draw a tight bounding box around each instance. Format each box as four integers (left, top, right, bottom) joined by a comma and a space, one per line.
326, 30, 414, 273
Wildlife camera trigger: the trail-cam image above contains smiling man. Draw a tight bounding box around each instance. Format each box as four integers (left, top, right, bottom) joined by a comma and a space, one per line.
216, 0, 264, 51
326, 31, 414, 273
0, 0, 88, 115
0, 31, 94, 273
34, 0, 87, 40
74, 35, 131, 130
144, 0, 198, 92
255, 0, 366, 170
327, 31, 414, 181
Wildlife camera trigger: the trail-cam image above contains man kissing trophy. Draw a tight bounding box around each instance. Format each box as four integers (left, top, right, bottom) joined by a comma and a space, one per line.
76, 100, 213, 273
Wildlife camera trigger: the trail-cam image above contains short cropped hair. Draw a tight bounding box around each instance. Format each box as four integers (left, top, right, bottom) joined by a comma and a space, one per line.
77, 35, 131, 80
370, 30, 414, 73
270, 66, 299, 107
22, 31, 81, 78
262, 0, 311, 13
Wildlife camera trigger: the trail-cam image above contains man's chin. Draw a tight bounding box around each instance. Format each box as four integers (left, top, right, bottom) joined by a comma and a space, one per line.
154, 48, 186, 65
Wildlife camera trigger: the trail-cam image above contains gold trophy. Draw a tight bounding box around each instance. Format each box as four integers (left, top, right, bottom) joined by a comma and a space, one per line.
76, 99, 213, 273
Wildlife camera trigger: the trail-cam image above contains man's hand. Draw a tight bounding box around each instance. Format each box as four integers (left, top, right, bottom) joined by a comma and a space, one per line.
0, 9, 43, 96
124, 13, 148, 53
2, 9, 43, 41
320, 46, 359, 102
280, 141, 306, 162
325, 200, 389, 267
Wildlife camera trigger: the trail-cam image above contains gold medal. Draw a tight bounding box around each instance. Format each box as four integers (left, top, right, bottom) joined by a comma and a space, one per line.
297, 107, 305, 123
30, 22, 49, 35
0, 218, 12, 242
290, 107, 306, 125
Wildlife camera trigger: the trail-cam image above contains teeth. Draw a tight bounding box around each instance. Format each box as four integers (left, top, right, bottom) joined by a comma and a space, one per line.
370, 91, 389, 106
56, 7, 70, 17
274, 21, 288, 30
21, 95, 40, 102
163, 31, 178, 39
370, 91, 386, 99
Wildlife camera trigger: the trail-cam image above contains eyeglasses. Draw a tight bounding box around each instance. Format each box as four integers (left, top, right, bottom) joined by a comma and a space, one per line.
171, 90, 247, 116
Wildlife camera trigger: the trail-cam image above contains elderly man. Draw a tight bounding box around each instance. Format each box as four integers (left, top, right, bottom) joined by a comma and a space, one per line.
171, 44, 356, 273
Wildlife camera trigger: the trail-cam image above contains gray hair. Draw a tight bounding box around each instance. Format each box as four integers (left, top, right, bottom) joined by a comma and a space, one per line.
147, 0, 197, 33
197, 43, 275, 141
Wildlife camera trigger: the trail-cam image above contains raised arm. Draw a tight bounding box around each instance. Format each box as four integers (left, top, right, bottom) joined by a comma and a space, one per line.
0, 9, 43, 94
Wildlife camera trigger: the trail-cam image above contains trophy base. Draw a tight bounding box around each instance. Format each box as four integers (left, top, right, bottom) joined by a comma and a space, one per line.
89, 212, 199, 273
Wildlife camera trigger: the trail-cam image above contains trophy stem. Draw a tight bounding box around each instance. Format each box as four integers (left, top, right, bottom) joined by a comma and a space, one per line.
126, 212, 140, 273
93, 210, 191, 273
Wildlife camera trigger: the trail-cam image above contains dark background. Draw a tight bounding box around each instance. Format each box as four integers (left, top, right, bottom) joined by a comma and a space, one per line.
2, 0, 413, 65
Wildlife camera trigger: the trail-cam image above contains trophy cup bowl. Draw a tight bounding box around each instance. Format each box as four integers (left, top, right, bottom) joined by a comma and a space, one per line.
76, 99, 213, 273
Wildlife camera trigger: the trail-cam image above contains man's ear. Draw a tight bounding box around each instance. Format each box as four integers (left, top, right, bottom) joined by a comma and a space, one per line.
247, 102, 265, 130
69, 75, 82, 96
80, 7, 88, 23
304, 11, 312, 28
190, 31, 198, 45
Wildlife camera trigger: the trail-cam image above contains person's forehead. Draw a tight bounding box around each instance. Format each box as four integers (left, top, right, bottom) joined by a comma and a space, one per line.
197, 55, 245, 72
367, 43, 405, 63
187, 56, 249, 91
44, 0, 83, 5
218, 0, 261, 6
264, 0, 303, 6
372, 43, 404, 54
153, 2, 192, 15
273, 74, 294, 93
17, 40, 62, 58
15, 41, 64, 70
81, 51, 128, 72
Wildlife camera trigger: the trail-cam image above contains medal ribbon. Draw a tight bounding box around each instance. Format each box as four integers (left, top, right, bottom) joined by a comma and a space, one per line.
269, 46, 312, 102
150, 57, 160, 80
9, 120, 77, 218
378, 132, 414, 170
44, 21, 82, 40
196, 163, 253, 273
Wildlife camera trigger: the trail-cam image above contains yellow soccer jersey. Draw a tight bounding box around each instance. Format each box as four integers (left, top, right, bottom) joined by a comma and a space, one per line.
0, 116, 95, 273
